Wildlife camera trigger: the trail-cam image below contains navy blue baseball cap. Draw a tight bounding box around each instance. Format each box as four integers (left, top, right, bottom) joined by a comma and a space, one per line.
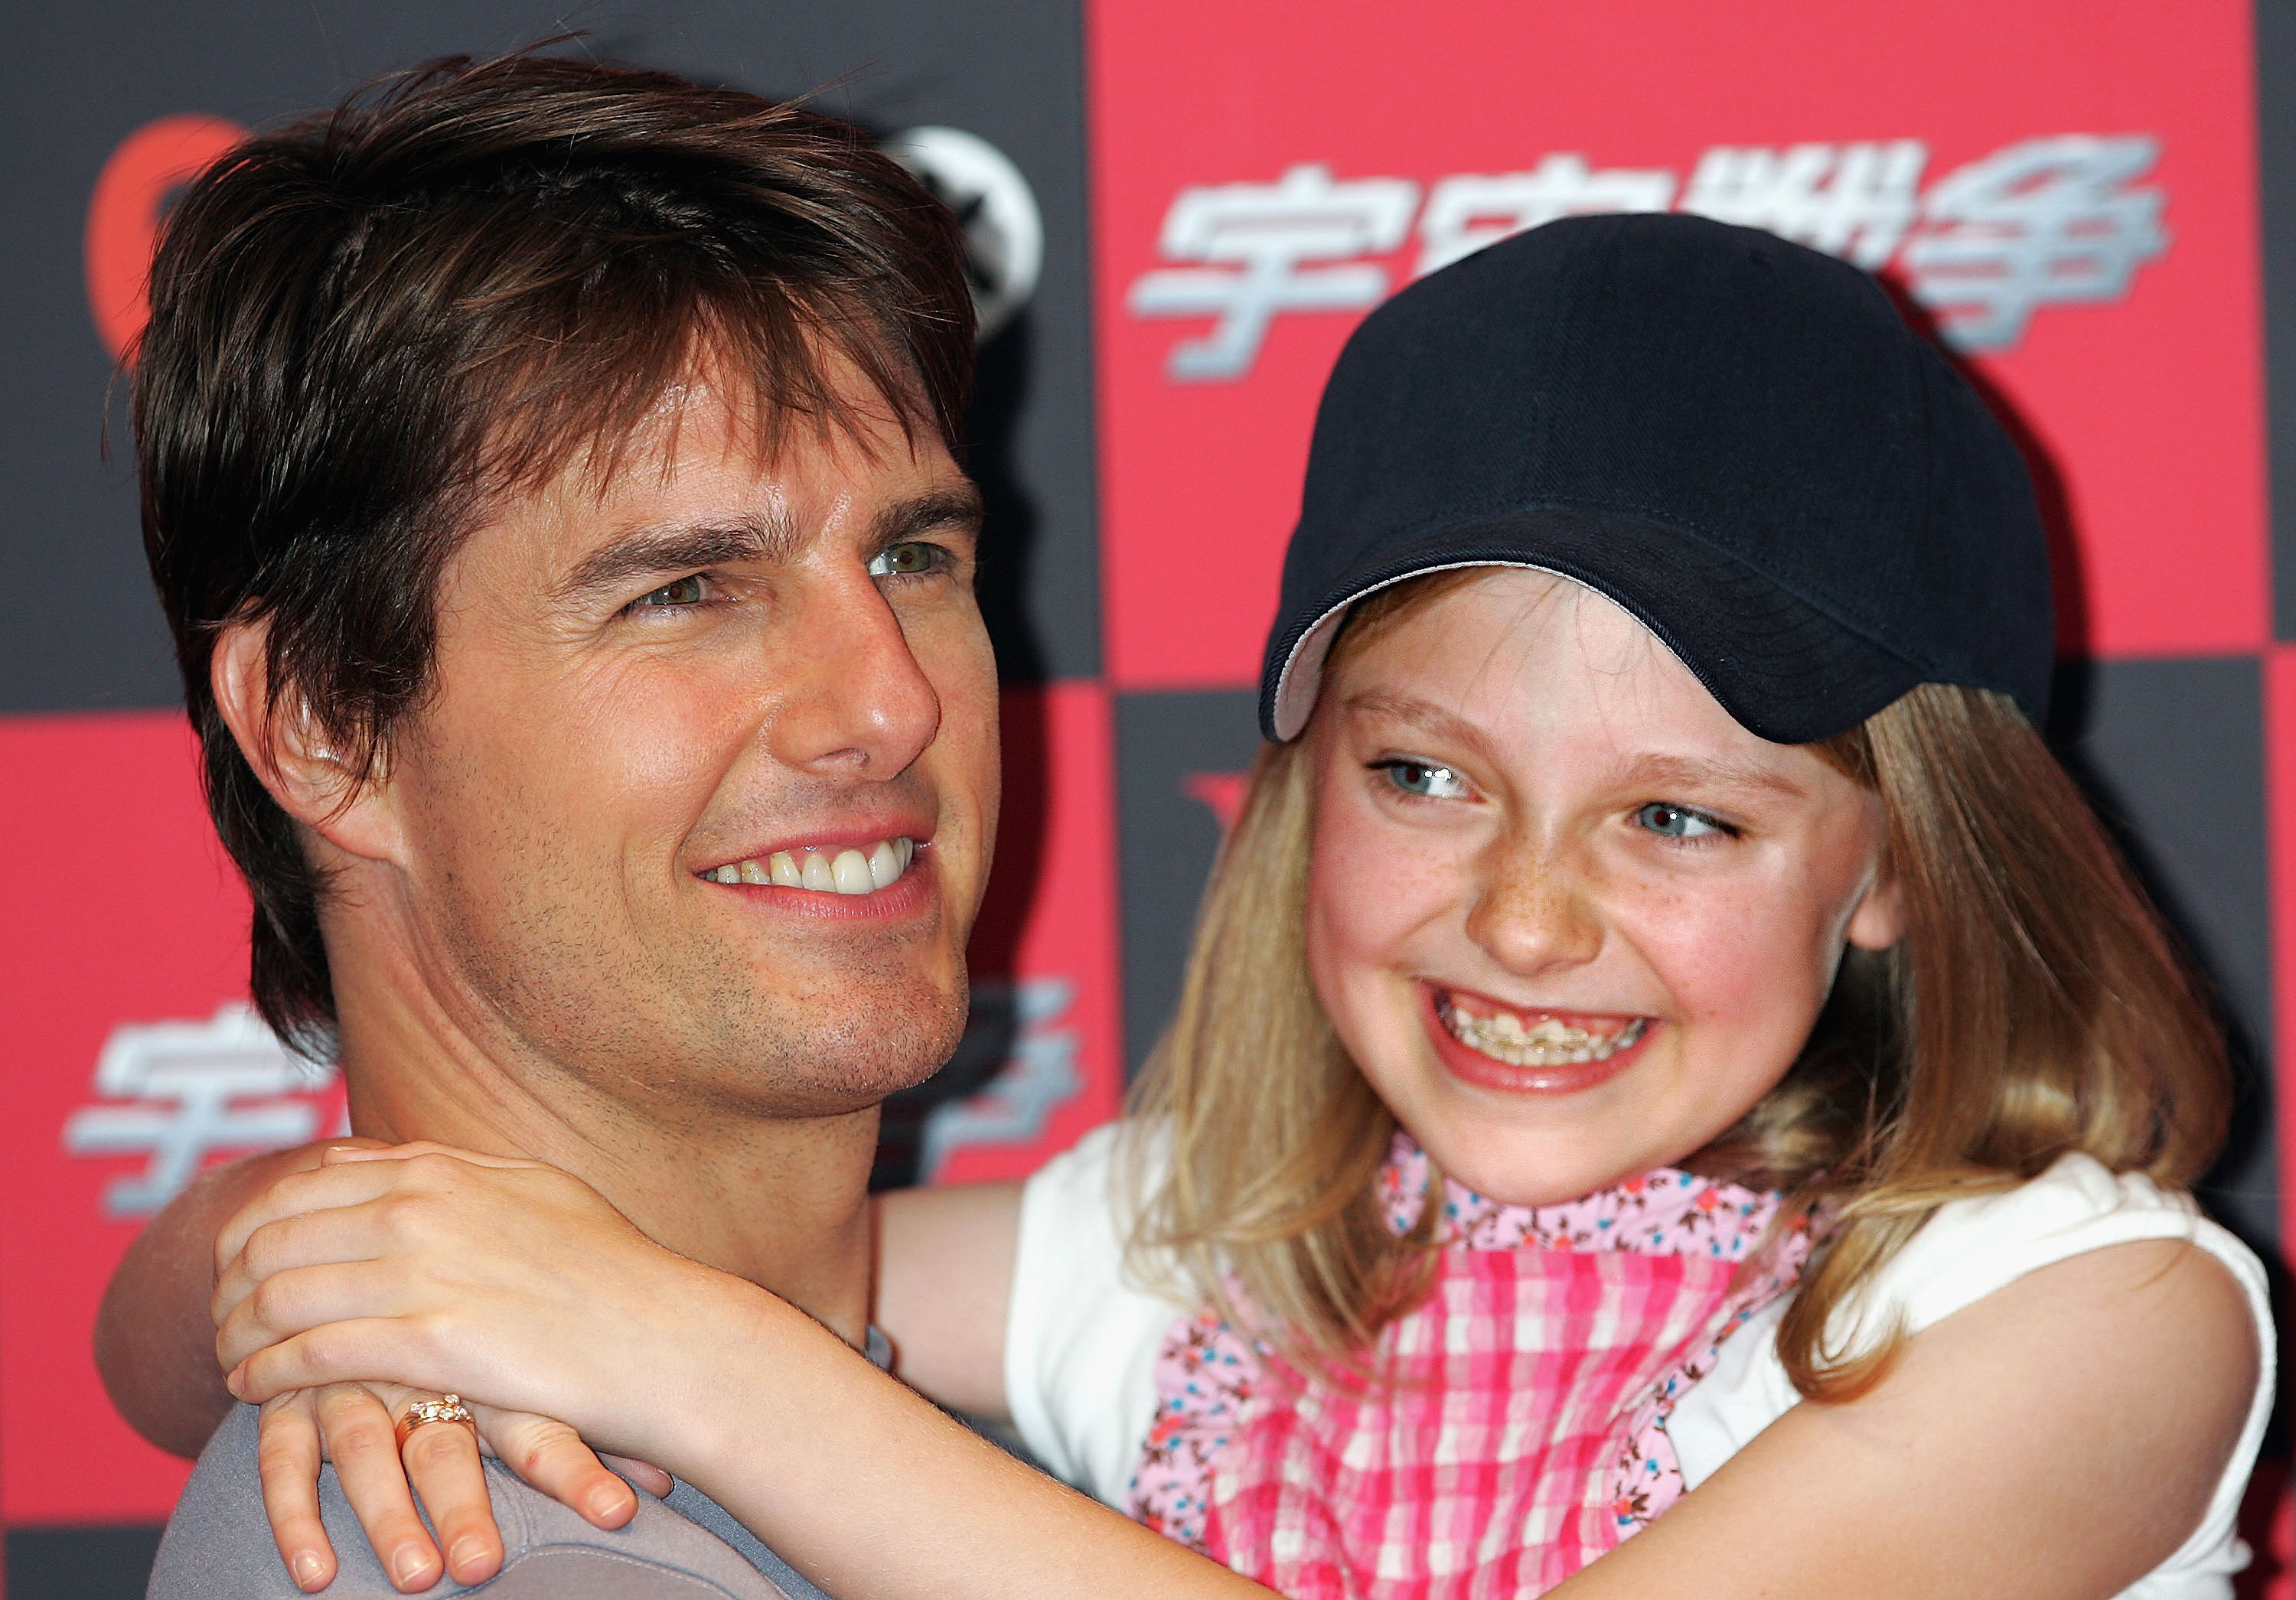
1261, 212, 2053, 745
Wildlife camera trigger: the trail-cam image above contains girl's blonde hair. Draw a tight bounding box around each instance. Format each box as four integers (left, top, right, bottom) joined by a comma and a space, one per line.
1123, 572, 2229, 1400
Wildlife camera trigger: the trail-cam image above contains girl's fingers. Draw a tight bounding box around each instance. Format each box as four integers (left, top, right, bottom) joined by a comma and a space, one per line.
215, 1201, 407, 1329
400, 1407, 503, 1585
601, 1453, 676, 1500
218, 1260, 414, 1371
217, 1148, 546, 1277
231, 1318, 453, 1408
216, 1161, 419, 1276
314, 1385, 442, 1595
255, 1391, 338, 1593
481, 1409, 640, 1529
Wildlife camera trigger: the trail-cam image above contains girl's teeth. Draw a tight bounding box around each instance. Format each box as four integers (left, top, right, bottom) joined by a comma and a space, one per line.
1440, 999, 1648, 1067
708, 839, 919, 896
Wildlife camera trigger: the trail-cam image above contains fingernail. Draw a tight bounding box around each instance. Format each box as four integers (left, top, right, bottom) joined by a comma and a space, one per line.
447, 1536, 490, 1576
291, 1550, 327, 1591
391, 1546, 435, 1589
225, 1368, 246, 1400
589, 1484, 632, 1522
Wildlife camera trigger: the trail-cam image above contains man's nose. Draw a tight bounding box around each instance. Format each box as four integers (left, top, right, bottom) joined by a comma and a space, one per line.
765, 572, 941, 778
1465, 835, 1606, 976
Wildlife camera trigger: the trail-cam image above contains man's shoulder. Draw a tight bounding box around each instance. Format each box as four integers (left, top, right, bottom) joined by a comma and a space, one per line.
146, 1406, 799, 1598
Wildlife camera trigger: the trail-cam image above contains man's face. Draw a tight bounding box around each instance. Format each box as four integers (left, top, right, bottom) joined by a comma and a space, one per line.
364, 363, 998, 1119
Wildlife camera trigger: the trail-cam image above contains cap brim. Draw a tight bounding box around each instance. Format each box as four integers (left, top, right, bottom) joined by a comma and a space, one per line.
1264, 509, 1929, 745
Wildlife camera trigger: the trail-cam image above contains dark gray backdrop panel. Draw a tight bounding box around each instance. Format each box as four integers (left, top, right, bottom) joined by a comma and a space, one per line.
2054, 656, 2276, 1251
1114, 689, 1264, 1077
2260, 0, 2296, 639
2, 1527, 162, 1600
0, 1, 1096, 713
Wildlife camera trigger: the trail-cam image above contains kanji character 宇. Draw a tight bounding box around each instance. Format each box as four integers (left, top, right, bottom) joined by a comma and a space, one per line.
1130, 165, 1419, 380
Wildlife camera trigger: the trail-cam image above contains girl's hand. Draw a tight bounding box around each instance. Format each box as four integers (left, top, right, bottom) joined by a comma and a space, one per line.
212, 1142, 760, 1476
97, 1139, 391, 1459
217, 1144, 1271, 1600
255, 1377, 671, 1594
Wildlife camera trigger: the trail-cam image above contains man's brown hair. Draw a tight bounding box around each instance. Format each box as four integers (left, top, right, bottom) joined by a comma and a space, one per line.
133, 51, 976, 1054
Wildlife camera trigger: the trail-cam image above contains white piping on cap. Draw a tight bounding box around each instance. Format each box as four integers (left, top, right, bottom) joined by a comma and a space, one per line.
1270, 560, 1570, 741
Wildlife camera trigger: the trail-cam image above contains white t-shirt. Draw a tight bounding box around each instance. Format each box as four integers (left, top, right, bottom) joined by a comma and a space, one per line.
1005, 1122, 2275, 1598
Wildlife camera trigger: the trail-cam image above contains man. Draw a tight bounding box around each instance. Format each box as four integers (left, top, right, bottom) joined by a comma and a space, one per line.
103, 51, 997, 1598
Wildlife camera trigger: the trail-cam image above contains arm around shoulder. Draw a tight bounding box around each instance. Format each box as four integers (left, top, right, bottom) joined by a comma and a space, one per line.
97, 1140, 375, 1458
872, 1180, 1022, 1419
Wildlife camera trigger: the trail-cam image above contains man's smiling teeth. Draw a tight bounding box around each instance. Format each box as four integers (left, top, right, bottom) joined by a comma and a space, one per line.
706, 837, 915, 895
1438, 995, 1650, 1067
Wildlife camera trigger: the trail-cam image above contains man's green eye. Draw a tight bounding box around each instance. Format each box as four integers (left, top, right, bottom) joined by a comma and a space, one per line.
868, 543, 938, 578
635, 575, 708, 607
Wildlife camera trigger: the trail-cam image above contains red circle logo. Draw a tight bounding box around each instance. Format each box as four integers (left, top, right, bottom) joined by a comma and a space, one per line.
84, 115, 246, 360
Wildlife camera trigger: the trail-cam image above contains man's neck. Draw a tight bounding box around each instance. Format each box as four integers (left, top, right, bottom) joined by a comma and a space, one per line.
325, 918, 879, 1348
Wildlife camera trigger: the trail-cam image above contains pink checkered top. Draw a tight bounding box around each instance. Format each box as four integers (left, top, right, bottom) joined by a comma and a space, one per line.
1126, 1133, 1811, 1598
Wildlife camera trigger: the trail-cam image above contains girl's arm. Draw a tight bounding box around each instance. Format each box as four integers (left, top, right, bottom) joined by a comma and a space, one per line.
96, 1141, 363, 1457
871, 1181, 1022, 1418
218, 1145, 1269, 1600
592, 1271, 1261, 1599
231, 1160, 1025, 1591
96, 1140, 644, 1594
266, 1181, 1026, 1589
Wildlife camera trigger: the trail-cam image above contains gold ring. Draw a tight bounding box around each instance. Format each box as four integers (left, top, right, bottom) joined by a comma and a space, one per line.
394, 1393, 477, 1454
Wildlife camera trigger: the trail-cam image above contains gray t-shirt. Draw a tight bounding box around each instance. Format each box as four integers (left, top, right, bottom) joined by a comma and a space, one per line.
148, 1403, 840, 1600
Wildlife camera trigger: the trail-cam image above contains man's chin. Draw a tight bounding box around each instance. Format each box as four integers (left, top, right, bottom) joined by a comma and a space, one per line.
711, 980, 973, 1116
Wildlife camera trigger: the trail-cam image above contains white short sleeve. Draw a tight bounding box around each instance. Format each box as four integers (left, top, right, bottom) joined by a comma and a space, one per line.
1003, 1122, 1193, 1508
1666, 1155, 2275, 1598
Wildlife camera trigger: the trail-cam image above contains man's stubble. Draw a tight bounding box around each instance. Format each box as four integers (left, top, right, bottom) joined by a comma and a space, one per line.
396, 759, 975, 1129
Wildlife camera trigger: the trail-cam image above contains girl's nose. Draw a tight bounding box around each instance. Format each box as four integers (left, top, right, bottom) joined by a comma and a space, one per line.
1466, 841, 1605, 976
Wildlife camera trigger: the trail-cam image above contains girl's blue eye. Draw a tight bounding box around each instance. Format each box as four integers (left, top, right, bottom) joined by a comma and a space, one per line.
634, 575, 708, 607
1378, 760, 1469, 800
1633, 801, 1727, 840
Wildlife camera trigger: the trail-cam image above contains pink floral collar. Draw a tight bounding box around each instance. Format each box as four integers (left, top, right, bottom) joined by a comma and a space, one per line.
1378, 1132, 1785, 1259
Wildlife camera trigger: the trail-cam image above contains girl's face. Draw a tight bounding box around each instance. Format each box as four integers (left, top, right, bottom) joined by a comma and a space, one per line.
1304, 570, 1905, 1207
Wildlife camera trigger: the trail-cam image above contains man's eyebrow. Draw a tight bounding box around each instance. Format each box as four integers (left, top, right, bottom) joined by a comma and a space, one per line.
871, 484, 984, 549
558, 515, 797, 600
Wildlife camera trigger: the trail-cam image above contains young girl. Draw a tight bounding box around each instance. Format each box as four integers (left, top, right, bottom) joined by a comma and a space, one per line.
132, 213, 2269, 1598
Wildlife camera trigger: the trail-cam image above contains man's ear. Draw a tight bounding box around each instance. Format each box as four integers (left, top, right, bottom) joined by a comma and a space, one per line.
210, 619, 404, 865
1844, 859, 1908, 952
